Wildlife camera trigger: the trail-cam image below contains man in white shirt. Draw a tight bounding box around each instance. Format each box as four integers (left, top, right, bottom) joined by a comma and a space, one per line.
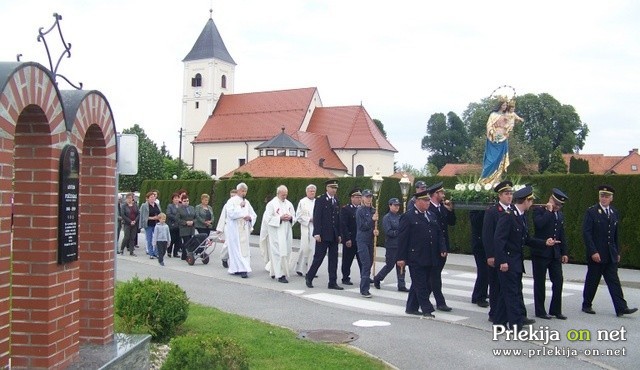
294, 184, 317, 277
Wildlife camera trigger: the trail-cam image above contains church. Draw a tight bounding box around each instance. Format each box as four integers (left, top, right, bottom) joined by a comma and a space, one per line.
180, 12, 397, 178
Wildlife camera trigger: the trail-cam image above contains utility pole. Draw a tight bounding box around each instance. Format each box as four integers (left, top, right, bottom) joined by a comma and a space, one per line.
178, 127, 183, 177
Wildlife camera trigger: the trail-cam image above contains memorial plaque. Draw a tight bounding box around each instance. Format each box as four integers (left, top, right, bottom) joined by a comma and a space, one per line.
58, 145, 79, 264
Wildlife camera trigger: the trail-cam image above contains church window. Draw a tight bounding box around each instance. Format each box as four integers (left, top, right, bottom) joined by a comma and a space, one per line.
289, 150, 297, 157
195, 102, 199, 109
221, 75, 227, 88
299, 151, 306, 158
356, 165, 364, 177
191, 73, 202, 87
210, 159, 217, 176
238, 158, 246, 166
277, 149, 286, 157
266, 149, 274, 156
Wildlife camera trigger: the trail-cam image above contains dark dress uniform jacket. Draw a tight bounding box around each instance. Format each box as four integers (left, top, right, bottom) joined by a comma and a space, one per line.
583, 204, 619, 264
428, 202, 456, 251
482, 203, 510, 259
313, 194, 341, 242
397, 209, 446, 266
494, 210, 546, 273
532, 206, 567, 259
341, 204, 358, 244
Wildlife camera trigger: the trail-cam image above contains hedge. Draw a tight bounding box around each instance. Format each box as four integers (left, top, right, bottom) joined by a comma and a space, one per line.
140, 174, 640, 269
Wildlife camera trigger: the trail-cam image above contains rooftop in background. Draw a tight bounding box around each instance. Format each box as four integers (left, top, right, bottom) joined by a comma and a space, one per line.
183, 15, 236, 64
220, 156, 337, 179
563, 149, 640, 174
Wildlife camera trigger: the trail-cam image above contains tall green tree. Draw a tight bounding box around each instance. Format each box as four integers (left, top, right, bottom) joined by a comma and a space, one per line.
569, 156, 590, 174
545, 148, 568, 173
119, 124, 165, 191
421, 112, 470, 170
373, 119, 387, 138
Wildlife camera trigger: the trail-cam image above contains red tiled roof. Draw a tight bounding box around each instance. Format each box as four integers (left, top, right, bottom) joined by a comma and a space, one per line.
291, 131, 347, 171
307, 106, 397, 152
563, 149, 640, 174
220, 156, 337, 179
562, 154, 624, 174
437, 164, 482, 176
194, 87, 318, 143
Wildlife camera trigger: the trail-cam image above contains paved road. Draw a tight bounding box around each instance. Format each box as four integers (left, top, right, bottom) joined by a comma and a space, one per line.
116, 234, 639, 369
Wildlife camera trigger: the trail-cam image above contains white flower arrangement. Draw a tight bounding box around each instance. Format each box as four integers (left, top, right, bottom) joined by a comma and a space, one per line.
446, 175, 525, 204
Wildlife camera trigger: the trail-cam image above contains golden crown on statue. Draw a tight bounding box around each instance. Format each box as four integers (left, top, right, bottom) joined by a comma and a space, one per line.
490, 85, 517, 104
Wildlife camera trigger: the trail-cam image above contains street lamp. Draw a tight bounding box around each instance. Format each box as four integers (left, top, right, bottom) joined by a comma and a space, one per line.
371, 170, 383, 278
172, 174, 177, 180
399, 173, 411, 212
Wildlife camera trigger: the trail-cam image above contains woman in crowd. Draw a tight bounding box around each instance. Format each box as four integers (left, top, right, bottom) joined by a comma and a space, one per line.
195, 193, 214, 234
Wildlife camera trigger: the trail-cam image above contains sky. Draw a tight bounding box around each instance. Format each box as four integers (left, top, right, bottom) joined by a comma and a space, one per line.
1, 0, 639, 170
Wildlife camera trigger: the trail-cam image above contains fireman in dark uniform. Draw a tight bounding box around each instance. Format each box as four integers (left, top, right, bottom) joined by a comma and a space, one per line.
340, 188, 363, 285
581, 185, 637, 316
532, 188, 569, 320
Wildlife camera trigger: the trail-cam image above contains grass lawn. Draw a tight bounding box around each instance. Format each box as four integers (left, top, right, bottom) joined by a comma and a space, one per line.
118, 302, 391, 369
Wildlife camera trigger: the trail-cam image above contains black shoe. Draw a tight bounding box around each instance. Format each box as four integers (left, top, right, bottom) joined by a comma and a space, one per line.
422, 312, 435, 318
582, 307, 596, 314
405, 310, 421, 315
271, 275, 275, 279
296, 271, 304, 277
130, 252, 136, 257
167, 254, 171, 258
536, 314, 553, 320
305, 278, 313, 288
488, 316, 494, 323
522, 318, 536, 325
240, 272, 248, 278
436, 305, 452, 312
554, 314, 568, 320
476, 300, 489, 308
222, 260, 228, 268
278, 276, 289, 283
361, 292, 372, 298
617, 307, 638, 317
341, 279, 353, 286
398, 287, 409, 292
116, 250, 121, 255
373, 278, 381, 289
328, 284, 344, 290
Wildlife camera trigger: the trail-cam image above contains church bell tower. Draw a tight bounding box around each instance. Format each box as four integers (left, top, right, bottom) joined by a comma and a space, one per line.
181, 9, 236, 166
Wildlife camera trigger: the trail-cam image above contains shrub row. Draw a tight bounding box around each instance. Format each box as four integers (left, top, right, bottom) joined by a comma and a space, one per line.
140, 174, 640, 269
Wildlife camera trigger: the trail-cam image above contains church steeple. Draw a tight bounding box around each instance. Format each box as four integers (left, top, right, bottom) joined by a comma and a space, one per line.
181, 11, 237, 167
182, 12, 236, 65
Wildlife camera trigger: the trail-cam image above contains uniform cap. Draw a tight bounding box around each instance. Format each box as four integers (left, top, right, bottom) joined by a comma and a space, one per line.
414, 190, 430, 199
494, 180, 514, 193
325, 179, 339, 188
361, 189, 373, 197
513, 185, 534, 201
598, 184, 615, 195
349, 188, 362, 197
415, 180, 427, 189
551, 188, 568, 204
427, 181, 444, 195
388, 197, 400, 205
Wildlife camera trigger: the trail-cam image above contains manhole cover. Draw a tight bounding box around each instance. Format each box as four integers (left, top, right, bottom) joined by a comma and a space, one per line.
297, 330, 359, 343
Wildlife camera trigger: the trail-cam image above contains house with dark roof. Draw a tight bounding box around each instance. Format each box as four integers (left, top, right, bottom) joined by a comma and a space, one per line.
181, 13, 397, 178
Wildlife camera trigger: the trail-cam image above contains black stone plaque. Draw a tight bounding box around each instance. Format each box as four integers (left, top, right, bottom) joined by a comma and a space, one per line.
58, 145, 79, 264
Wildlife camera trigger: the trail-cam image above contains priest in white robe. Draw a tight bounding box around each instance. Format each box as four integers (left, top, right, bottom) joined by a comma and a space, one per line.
264, 185, 295, 283
294, 184, 316, 276
224, 183, 257, 278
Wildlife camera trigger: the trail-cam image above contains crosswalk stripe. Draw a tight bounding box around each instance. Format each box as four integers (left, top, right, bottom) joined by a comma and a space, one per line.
453, 272, 584, 291
441, 276, 575, 298
304, 293, 468, 322
362, 286, 489, 314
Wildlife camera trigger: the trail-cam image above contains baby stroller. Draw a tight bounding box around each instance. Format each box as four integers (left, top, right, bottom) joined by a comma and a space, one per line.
184, 231, 220, 266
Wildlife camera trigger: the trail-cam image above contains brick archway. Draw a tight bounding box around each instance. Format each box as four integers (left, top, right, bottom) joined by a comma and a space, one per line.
0, 62, 117, 369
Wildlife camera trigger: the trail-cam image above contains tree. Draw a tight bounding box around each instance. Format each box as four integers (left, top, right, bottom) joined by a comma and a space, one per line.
373, 119, 387, 138
119, 124, 165, 191
397, 163, 437, 177
569, 156, 590, 174
545, 148, 568, 174
421, 112, 470, 170
462, 93, 589, 172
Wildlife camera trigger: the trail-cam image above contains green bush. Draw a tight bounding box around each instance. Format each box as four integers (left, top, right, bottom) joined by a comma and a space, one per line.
162, 334, 249, 370
115, 277, 189, 340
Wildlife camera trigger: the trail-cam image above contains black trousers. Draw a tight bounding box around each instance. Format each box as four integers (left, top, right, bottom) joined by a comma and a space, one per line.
582, 261, 628, 313
425, 255, 447, 306
374, 247, 406, 288
406, 265, 434, 314
532, 256, 564, 316
341, 241, 362, 281
488, 264, 500, 320
120, 224, 138, 253
471, 248, 489, 303
308, 240, 339, 285
494, 269, 526, 327
168, 228, 181, 256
